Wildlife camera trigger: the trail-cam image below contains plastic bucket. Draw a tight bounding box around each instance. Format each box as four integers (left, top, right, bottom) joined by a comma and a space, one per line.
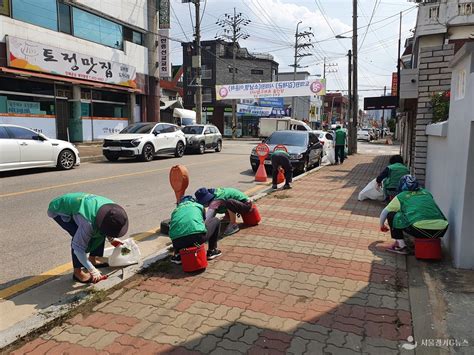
241, 204, 261, 226
414, 238, 442, 260
179, 245, 208, 272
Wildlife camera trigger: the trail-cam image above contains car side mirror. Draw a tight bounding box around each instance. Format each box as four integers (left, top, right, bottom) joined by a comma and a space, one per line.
153, 131, 159, 136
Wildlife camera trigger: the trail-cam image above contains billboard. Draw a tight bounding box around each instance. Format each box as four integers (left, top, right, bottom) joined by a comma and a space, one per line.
216, 79, 326, 100
364, 96, 398, 110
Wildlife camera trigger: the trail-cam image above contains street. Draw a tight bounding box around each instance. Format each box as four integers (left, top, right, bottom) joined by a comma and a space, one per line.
0, 140, 262, 291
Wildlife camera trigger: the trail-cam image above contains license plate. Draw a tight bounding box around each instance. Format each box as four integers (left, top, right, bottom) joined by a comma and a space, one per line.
108, 147, 122, 151
264, 160, 271, 165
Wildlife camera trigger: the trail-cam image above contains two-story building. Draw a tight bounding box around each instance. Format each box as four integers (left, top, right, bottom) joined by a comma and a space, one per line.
322, 92, 349, 127
0, 0, 160, 142
182, 39, 279, 137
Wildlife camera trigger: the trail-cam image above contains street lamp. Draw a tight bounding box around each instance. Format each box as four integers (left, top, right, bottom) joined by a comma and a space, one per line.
335, 34, 351, 39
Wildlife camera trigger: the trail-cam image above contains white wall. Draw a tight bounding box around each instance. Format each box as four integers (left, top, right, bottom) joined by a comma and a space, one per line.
425, 46, 474, 269
0, 17, 148, 74
75, 0, 147, 30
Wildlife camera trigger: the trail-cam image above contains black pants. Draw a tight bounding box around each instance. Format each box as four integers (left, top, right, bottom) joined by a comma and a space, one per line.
271, 154, 293, 186
335, 145, 345, 164
224, 199, 253, 215
52, 216, 105, 268
387, 212, 447, 240
172, 217, 220, 252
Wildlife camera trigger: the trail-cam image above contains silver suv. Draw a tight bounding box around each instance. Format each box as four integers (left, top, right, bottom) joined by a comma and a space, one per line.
182, 125, 223, 154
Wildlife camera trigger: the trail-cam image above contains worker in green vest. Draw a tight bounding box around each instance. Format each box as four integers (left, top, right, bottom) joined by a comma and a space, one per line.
169, 195, 221, 264
270, 146, 292, 190
48, 192, 129, 283
195, 187, 252, 236
380, 175, 448, 255
334, 126, 347, 164
376, 155, 410, 199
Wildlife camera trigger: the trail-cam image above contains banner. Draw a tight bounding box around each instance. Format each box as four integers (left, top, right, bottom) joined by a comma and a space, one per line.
158, 29, 171, 78
216, 79, 326, 100
391, 72, 398, 96
259, 97, 284, 108
236, 104, 272, 117
158, 0, 170, 29
7, 36, 137, 87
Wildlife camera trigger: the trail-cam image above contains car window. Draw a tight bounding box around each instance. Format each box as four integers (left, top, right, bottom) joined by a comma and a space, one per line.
0, 127, 10, 139
161, 124, 177, 133
204, 128, 211, 134
296, 125, 307, 131
121, 123, 155, 134
325, 133, 334, 140
266, 132, 308, 147
209, 127, 216, 134
6, 126, 37, 140
182, 126, 204, 134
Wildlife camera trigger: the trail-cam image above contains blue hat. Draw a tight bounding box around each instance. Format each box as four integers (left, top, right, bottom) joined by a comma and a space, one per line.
179, 195, 195, 204
195, 188, 215, 205
399, 175, 419, 192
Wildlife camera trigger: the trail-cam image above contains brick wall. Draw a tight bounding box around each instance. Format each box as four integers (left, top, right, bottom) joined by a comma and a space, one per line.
413, 44, 454, 183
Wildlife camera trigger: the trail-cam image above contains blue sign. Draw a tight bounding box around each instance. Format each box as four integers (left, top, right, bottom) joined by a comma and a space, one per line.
259, 97, 284, 108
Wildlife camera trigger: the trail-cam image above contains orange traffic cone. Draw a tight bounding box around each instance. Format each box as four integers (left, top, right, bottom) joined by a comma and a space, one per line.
277, 167, 285, 184
169, 165, 189, 203
255, 163, 268, 182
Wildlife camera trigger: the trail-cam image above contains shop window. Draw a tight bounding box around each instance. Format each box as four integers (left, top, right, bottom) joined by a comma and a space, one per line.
124, 27, 144, 45
58, 2, 72, 34
0, 0, 10, 16
12, 0, 58, 31
202, 88, 212, 103
73, 7, 123, 49
251, 69, 263, 75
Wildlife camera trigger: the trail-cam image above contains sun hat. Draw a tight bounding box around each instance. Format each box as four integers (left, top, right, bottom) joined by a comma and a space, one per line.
195, 188, 215, 205
96, 204, 129, 238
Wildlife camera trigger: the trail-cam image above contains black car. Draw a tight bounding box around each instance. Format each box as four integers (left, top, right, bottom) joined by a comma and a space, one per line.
250, 130, 323, 174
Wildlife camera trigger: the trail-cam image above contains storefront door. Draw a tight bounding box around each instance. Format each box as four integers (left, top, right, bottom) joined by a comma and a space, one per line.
55, 99, 69, 141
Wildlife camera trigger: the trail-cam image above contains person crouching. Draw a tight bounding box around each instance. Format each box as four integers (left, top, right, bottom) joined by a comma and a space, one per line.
270, 148, 293, 190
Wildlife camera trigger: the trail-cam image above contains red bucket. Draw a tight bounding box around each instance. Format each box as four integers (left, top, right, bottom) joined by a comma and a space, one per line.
415, 238, 442, 260
241, 204, 261, 226
179, 245, 208, 272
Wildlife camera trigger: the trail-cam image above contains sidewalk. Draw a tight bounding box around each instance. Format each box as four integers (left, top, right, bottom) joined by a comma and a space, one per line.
11, 155, 414, 354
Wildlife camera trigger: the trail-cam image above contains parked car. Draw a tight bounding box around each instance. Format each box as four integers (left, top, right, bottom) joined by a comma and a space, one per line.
0, 124, 80, 172
250, 130, 323, 174
182, 124, 222, 154
357, 128, 372, 142
102, 122, 186, 162
312, 130, 335, 156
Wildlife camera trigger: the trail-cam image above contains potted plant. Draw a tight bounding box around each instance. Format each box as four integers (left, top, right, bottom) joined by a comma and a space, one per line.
430, 90, 450, 123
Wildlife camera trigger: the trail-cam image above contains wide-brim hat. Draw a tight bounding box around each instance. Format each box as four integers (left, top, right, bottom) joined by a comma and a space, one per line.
96, 204, 129, 238
195, 188, 215, 205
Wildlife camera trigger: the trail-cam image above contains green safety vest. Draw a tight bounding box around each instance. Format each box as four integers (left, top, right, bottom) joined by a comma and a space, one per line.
393, 189, 447, 229
270, 150, 290, 159
214, 188, 249, 214
335, 129, 346, 146
48, 192, 114, 253
384, 163, 410, 193
169, 200, 207, 241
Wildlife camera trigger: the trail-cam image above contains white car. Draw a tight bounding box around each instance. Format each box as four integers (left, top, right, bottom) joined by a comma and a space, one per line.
102, 122, 186, 162
312, 130, 335, 156
0, 124, 80, 172
357, 128, 372, 142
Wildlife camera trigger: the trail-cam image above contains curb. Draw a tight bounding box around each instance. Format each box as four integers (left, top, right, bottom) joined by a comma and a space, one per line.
80, 155, 105, 163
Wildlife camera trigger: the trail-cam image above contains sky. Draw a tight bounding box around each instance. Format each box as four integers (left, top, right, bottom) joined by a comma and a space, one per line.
168, 0, 418, 101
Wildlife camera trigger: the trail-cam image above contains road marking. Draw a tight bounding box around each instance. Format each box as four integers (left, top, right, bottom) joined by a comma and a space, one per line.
0, 157, 230, 199
0, 184, 268, 299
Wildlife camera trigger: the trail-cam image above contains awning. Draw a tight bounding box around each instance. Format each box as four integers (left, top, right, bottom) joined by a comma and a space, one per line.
173, 108, 196, 119
160, 99, 183, 110
0, 67, 143, 93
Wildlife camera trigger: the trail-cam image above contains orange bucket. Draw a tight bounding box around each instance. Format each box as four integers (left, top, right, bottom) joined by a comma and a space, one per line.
179, 245, 208, 272
415, 238, 442, 260
241, 204, 261, 226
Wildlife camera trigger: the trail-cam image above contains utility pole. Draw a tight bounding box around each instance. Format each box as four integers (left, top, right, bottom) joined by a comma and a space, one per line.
146, 0, 160, 122
290, 22, 313, 119
347, 50, 352, 129
381, 85, 386, 138
397, 11, 402, 101
216, 9, 250, 138
351, 0, 358, 154
194, 0, 202, 124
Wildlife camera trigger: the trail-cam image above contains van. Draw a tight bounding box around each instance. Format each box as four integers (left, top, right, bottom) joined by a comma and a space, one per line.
259, 117, 311, 137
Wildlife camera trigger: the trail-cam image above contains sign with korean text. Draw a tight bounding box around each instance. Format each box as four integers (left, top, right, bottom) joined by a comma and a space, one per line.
6, 36, 137, 88
391, 72, 398, 96
236, 104, 272, 117
259, 97, 284, 108
158, 29, 171, 78
255, 143, 270, 158
7, 100, 41, 114
216, 79, 326, 100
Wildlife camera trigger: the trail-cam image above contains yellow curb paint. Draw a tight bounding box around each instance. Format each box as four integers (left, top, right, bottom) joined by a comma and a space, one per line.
1, 182, 266, 299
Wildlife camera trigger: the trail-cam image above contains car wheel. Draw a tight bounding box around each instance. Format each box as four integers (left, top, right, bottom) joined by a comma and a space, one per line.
198, 141, 205, 154
57, 149, 76, 170
215, 140, 222, 152
175, 141, 185, 158
141, 143, 155, 162
300, 158, 309, 174
104, 152, 120, 162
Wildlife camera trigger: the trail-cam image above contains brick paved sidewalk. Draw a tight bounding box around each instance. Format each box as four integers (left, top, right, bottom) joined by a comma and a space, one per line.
13, 154, 413, 355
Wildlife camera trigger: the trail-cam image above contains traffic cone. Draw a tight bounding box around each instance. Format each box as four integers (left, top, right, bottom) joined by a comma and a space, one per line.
169, 165, 189, 203
277, 167, 285, 184
255, 163, 267, 182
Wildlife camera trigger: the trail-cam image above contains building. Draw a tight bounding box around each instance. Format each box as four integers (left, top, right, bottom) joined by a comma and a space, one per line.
182, 39, 279, 137
322, 92, 349, 127
398, 0, 474, 180
0, 0, 160, 142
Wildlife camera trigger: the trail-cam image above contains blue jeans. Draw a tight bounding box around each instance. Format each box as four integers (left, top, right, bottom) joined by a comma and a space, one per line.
53, 216, 105, 268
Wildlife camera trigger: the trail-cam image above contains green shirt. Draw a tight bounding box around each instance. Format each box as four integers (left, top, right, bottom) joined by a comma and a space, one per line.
335, 129, 346, 146
214, 187, 249, 214
270, 150, 290, 159
169, 200, 207, 241
384, 163, 410, 192
385, 189, 448, 230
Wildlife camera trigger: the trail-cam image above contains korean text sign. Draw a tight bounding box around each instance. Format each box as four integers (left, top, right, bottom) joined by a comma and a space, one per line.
7, 36, 137, 87
216, 79, 326, 100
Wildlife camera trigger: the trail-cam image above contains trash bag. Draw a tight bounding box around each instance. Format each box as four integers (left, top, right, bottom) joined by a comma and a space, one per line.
326, 149, 336, 165
108, 238, 142, 267
358, 179, 384, 201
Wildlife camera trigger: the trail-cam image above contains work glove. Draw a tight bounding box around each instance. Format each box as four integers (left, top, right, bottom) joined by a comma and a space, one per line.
110, 238, 123, 248
89, 267, 107, 283
380, 225, 389, 233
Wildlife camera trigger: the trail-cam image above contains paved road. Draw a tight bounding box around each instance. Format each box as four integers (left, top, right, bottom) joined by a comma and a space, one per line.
0, 140, 261, 290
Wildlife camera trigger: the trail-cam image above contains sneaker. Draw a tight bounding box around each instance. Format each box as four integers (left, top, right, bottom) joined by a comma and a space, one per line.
272, 184, 278, 189
283, 184, 292, 190
223, 223, 240, 236
207, 248, 222, 260
170, 254, 181, 264
386, 245, 409, 255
